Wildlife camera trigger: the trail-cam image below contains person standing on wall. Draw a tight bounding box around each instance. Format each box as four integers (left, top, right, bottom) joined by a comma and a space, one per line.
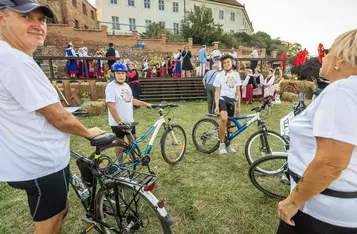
198, 45, 208, 77
250, 46, 259, 71
181, 45, 193, 78
106, 43, 120, 82
0, 1, 105, 233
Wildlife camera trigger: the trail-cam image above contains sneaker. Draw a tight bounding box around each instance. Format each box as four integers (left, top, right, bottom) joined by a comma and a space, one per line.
226, 145, 237, 154
219, 147, 228, 154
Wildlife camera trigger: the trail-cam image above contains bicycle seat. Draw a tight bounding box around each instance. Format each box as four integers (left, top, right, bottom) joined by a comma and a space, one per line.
117, 122, 139, 131
89, 133, 116, 147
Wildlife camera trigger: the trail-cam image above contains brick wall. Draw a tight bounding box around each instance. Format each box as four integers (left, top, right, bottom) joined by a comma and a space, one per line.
39, 0, 97, 29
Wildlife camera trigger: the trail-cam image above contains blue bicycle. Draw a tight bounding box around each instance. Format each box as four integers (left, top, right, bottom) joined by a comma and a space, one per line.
94, 104, 187, 173
192, 98, 288, 166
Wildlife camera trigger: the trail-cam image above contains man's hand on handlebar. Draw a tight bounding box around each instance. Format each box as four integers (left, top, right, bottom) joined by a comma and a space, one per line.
117, 121, 130, 125
87, 127, 106, 139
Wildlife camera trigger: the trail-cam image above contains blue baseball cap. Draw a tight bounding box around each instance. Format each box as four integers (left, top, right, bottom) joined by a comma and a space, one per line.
0, 0, 56, 20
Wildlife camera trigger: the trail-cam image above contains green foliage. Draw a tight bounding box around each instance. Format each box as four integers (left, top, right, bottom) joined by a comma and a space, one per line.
180, 5, 223, 45
167, 34, 186, 42
290, 57, 321, 81
139, 22, 171, 39
281, 41, 303, 57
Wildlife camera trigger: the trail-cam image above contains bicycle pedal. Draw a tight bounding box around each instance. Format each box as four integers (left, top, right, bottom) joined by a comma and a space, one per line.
80, 224, 95, 234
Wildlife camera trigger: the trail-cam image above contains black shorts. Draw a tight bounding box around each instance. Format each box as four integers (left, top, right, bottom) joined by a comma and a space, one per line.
219, 99, 235, 117
111, 126, 136, 139
8, 165, 70, 222
277, 210, 357, 234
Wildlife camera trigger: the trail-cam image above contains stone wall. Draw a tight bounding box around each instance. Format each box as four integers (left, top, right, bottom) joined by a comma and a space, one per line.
39, 0, 97, 29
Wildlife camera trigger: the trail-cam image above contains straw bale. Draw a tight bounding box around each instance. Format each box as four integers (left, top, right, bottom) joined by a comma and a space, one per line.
81, 101, 107, 116
281, 92, 298, 102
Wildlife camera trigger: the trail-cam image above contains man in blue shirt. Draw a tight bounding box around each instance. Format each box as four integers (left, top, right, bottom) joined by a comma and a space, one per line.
198, 45, 207, 76
202, 64, 219, 114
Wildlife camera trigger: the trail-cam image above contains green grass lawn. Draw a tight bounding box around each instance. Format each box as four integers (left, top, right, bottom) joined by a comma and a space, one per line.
0, 100, 297, 234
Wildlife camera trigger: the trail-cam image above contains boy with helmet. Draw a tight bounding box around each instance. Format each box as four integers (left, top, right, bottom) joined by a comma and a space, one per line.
105, 63, 152, 147
213, 54, 242, 154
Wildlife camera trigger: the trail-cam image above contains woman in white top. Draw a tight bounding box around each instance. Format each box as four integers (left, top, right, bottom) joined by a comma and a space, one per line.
263, 68, 275, 100
277, 29, 357, 234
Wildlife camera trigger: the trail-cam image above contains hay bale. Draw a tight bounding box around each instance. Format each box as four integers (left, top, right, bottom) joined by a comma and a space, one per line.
81, 101, 106, 116
281, 92, 298, 102
279, 80, 314, 99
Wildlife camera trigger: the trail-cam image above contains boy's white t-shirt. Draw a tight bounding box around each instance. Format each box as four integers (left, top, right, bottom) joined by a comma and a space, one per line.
105, 82, 134, 126
0, 40, 70, 182
288, 75, 357, 227
213, 71, 242, 100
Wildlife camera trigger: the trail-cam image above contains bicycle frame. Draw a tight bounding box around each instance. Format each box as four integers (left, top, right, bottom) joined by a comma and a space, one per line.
227, 112, 261, 141
114, 114, 168, 167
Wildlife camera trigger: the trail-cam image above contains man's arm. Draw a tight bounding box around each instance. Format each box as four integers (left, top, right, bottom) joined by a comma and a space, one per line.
106, 102, 122, 123
133, 99, 152, 108
236, 86, 241, 115
215, 87, 220, 110
37, 103, 104, 139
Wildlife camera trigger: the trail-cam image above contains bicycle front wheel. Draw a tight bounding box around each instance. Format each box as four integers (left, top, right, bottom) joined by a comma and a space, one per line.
245, 130, 287, 170
95, 182, 172, 234
191, 118, 219, 154
248, 154, 290, 200
161, 124, 186, 164
90, 142, 137, 171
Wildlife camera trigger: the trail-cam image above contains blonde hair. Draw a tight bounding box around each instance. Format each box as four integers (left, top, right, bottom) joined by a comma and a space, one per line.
212, 64, 219, 69
330, 29, 357, 66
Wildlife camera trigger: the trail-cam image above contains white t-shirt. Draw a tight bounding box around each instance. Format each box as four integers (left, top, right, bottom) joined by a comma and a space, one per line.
0, 40, 70, 182
213, 71, 242, 100
288, 75, 357, 227
105, 81, 134, 126
251, 50, 258, 58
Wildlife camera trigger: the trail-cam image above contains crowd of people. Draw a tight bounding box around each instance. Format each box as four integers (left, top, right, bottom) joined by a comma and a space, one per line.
1, 1, 357, 234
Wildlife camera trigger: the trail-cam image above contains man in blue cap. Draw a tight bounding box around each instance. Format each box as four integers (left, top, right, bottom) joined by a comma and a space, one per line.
0, 1, 105, 233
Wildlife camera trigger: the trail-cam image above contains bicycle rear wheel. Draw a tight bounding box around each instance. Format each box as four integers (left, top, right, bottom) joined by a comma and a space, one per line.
160, 124, 186, 164
248, 154, 290, 200
191, 118, 219, 154
95, 182, 172, 234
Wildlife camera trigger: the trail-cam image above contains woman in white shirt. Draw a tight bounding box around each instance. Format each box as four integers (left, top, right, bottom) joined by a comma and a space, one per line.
277, 29, 357, 234
263, 68, 275, 100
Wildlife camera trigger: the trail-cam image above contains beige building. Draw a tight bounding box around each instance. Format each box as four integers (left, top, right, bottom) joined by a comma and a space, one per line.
95, 0, 253, 35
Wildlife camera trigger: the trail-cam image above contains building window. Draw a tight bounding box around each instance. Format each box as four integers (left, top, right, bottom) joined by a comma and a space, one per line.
112, 16, 120, 29
72, 0, 77, 7
231, 12, 235, 21
128, 0, 134, 6
82, 3, 87, 15
159, 0, 164, 10
110, 0, 117, 4
159, 21, 165, 28
173, 23, 179, 34
173, 2, 178, 12
91, 10, 95, 20
74, 19, 79, 29
145, 20, 152, 31
129, 18, 136, 31
84, 25, 88, 29
219, 10, 224, 19
144, 0, 150, 8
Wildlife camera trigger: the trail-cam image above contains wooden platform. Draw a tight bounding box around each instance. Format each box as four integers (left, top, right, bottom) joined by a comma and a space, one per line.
139, 77, 206, 101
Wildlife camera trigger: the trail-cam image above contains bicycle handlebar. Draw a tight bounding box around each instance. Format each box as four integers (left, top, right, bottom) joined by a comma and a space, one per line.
250, 98, 271, 113
151, 104, 178, 109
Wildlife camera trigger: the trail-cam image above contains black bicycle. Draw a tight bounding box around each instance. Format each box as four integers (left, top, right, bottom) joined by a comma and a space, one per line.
70, 133, 173, 234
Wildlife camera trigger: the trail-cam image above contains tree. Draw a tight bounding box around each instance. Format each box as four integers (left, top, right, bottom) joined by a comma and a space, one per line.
180, 5, 223, 45
281, 41, 303, 57
139, 22, 171, 39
